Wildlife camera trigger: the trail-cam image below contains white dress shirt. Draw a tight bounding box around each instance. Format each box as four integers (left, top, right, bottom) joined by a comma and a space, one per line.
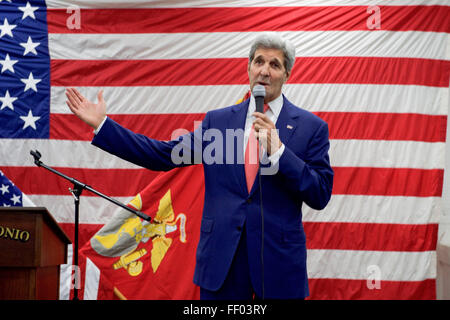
244, 93, 285, 166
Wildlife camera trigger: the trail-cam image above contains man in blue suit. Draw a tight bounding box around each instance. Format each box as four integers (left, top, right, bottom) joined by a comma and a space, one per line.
66, 33, 333, 300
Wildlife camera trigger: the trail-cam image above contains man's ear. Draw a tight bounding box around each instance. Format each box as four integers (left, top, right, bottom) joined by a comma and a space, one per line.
285, 70, 291, 81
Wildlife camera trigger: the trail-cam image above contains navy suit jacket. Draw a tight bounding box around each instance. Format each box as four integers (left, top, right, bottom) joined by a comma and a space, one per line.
92, 95, 333, 299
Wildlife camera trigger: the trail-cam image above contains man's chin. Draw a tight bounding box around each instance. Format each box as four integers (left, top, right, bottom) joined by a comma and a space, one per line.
264, 90, 275, 101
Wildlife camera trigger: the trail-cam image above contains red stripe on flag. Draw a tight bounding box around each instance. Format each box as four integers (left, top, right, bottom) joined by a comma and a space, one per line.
50, 113, 206, 141
3, 167, 159, 197
51, 58, 247, 86
333, 167, 443, 197
47, 6, 450, 33
50, 113, 446, 142
317, 112, 447, 142
304, 222, 438, 251
2, 166, 443, 198
289, 57, 450, 87
50, 57, 450, 87
308, 278, 436, 300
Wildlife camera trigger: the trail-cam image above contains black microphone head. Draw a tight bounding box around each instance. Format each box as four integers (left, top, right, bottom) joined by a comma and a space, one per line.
253, 85, 266, 113
252, 84, 266, 98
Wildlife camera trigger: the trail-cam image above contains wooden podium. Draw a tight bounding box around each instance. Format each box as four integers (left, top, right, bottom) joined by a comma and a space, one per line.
0, 207, 71, 300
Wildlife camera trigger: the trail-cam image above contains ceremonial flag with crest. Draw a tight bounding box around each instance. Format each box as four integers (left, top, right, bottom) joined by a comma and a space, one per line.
1, 0, 449, 299
80, 165, 204, 300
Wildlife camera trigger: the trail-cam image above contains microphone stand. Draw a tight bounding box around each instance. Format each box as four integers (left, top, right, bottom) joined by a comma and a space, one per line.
30, 150, 151, 300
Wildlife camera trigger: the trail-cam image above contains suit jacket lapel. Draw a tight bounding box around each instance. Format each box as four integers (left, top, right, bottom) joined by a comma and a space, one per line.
276, 95, 299, 146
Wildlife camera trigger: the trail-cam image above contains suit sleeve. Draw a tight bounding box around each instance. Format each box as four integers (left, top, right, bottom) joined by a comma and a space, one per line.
277, 121, 334, 210
91, 116, 206, 171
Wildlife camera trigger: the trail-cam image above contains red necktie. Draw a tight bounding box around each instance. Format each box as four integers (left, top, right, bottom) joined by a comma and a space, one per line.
245, 103, 269, 193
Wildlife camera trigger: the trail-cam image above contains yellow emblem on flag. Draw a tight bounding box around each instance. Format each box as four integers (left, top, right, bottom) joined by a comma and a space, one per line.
128, 193, 143, 210
113, 248, 147, 276
92, 189, 187, 276
94, 216, 143, 250
146, 190, 187, 272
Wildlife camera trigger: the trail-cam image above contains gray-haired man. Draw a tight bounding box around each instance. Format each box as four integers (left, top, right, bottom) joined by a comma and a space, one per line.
66, 33, 334, 300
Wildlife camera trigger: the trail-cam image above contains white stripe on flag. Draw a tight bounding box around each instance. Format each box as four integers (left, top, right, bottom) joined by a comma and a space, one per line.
59, 244, 73, 300
21, 193, 36, 207
27, 195, 132, 224
49, 31, 449, 60
307, 249, 436, 281
50, 84, 448, 115
83, 257, 100, 300
303, 195, 441, 224
0, 139, 443, 169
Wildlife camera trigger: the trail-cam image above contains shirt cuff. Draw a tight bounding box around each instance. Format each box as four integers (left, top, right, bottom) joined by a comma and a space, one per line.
94, 116, 108, 135
267, 143, 285, 165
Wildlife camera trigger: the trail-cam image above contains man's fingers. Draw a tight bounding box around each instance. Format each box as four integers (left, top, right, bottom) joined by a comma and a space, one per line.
97, 89, 104, 103
66, 88, 82, 106
252, 112, 269, 120
66, 100, 78, 115
66, 100, 74, 111
67, 93, 83, 110
72, 88, 86, 103
253, 113, 273, 125
253, 119, 274, 132
65, 91, 79, 109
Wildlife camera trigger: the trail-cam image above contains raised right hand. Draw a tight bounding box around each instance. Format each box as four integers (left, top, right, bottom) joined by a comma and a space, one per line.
65, 88, 106, 130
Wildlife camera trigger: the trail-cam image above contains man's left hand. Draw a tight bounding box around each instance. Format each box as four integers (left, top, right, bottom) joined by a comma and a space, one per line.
252, 112, 282, 156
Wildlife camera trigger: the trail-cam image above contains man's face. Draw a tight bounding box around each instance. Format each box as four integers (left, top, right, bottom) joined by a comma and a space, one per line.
248, 47, 290, 103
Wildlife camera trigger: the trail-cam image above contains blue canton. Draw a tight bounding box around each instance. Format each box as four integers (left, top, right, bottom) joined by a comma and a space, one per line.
0, 169, 23, 206
0, 0, 50, 138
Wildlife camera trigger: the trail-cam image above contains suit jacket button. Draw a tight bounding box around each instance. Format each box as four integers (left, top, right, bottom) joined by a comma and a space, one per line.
237, 225, 242, 231
246, 198, 252, 204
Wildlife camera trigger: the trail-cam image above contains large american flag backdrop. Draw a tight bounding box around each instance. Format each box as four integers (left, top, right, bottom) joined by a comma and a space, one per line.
1, 0, 449, 299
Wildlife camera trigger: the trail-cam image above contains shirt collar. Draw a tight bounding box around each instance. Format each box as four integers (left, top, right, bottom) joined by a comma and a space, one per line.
249, 92, 284, 119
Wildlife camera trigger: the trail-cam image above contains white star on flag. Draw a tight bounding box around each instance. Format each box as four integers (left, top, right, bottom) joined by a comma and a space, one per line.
21, 72, 41, 92
10, 194, 21, 205
19, 109, 40, 130
0, 184, 9, 195
0, 53, 18, 73
0, 90, 17, 110
19, 2, 39, 20
20, 36, 40, 55
0, 18, 16, 38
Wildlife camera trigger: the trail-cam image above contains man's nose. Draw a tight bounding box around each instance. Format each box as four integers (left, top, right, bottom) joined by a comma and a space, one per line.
260, 63, 270, 76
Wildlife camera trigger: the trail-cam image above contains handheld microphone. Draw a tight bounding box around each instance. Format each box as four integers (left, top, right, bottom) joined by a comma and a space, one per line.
252, 84, 266, 113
